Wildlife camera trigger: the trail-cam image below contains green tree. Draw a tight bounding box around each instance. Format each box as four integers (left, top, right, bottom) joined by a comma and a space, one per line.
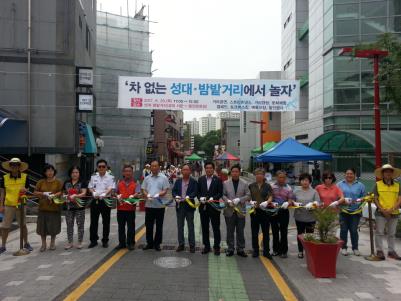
193, 130, 221, 158
357, 33, 401, 112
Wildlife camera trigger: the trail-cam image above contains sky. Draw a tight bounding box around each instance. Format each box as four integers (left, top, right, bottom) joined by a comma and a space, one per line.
98, 0, 282, 121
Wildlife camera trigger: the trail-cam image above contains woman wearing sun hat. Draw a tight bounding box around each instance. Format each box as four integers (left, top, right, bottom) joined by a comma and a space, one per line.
0, 158, 33, 254
373, 164, 401, 260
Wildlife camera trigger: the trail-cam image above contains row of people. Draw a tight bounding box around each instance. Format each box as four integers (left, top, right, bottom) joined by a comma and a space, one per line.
1, 158, 400, 261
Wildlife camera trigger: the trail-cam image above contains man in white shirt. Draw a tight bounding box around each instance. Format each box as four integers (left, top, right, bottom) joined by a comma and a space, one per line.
88, 159, 115, 248
141, 160, 170, 251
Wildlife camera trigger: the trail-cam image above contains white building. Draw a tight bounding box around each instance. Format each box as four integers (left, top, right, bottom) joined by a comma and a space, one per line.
199, 114, 217, 136
187, 118, 200, 136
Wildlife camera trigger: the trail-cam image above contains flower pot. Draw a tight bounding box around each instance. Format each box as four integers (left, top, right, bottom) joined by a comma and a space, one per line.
299, 234, 344, 278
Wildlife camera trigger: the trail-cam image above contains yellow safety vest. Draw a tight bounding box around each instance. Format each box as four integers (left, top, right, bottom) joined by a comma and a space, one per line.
4, 173, 27, 207
377, 180, 400, 215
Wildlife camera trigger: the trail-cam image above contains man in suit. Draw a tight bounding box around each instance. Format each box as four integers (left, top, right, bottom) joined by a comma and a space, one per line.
172, 164, 198, 253
198, 161, 223, 255
222, 165, 251, 257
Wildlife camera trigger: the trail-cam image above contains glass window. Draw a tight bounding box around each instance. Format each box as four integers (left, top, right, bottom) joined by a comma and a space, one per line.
324, 91, 334, 108
334, 56, 360, 73
334, 88, 360, 104
335, 4, 359, 19
361, 18, 387, 34
334, 0, 358, 4
324, 24, 334, 47
361, 2, 387, 18
334, 72, 360, 88
335, 35, 361, 43
389, 0, 401, 16
335, 19, 359, 36
389, 16, 401, 32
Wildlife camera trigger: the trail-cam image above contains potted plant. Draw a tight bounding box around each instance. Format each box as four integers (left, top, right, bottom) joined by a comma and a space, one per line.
298, 207, 344, 278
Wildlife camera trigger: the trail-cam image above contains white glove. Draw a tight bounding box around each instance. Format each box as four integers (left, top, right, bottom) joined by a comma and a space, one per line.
329, 201, 339, 207
344, 198, 352, 205
153, 193, 160, 198
175, 196, 181, 202
117, 194, 122, 200
281, 202, 289, 209
43, 192, 51, 197
233, 198, 241, 205
227, 200, 234, 207
260, 201, 268, 209
305, 202, 314, 210
209, 197, 214, 201
99, 192, 106, 199
293, 201, 302, 207
200, 197, 206, 203
249, 200, 257, 206
355, 198, 362, 203
48, 193, 54, 199
128, 195, 134, 199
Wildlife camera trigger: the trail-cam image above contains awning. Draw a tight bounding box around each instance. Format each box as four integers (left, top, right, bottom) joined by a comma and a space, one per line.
185, 153, 202, 161
0, 109, 27, 151
310, 130, 401, 154
256, 138, 332, 163
251, 142, 277, 155
216, 151, 240, 161
83, 123, 97, 154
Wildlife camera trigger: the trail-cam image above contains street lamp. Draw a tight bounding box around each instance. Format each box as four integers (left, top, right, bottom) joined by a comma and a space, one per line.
339, 47, 389, 262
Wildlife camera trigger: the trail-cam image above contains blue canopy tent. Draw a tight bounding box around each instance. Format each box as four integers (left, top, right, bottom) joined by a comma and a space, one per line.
256, 138, 332, 163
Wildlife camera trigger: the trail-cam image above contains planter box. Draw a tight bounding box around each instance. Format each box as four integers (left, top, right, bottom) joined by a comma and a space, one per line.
299, 234, 344, 278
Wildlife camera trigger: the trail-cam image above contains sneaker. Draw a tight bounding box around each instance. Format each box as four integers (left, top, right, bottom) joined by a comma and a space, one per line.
0, 246, 6, 254
376, 250, 385, 260
64, 243, 73, 250
298, 252, 304, 259
388, 251, 401, 260
24, 243, 33, 252
341, 249, 348, 256
353, 249, 361, 256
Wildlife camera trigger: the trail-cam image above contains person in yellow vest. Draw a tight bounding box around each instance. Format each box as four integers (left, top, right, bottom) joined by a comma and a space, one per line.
373, 164, 401, 260
0, 158, 33, 254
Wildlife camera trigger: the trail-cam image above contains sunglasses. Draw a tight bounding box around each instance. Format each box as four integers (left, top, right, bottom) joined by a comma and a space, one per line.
98, 165, 107, 169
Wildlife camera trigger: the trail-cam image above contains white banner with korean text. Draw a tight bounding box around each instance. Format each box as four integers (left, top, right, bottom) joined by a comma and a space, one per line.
118, 77, 300, 112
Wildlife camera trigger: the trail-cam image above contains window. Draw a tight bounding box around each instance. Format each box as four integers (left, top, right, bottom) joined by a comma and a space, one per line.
86, 25, 90, 52
243, 112, 247, 133
283, 59, 292, 71
269, 112, 273, 121
284, 13, 292, 29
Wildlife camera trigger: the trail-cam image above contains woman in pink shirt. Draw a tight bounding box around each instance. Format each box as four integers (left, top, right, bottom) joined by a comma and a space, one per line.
316, 171, 345, 207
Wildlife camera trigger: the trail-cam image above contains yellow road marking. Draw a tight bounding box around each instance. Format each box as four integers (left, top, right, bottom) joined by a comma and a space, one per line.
258, 234, 298, 301
64, 226, 146, 301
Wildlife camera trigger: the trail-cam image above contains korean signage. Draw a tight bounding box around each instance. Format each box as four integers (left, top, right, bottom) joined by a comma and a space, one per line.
118, 77, 300, 112
76, 67, 93, 87
76, 93, 94, 112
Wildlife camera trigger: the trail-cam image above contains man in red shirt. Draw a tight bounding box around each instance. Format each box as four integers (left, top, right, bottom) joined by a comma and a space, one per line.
116, 165, 141, 250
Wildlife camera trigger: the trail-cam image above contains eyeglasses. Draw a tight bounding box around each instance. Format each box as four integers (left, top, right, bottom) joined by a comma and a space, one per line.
98, 165, 107, 169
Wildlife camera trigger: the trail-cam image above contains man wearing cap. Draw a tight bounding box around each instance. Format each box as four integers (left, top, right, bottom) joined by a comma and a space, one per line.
0, 158, 33, 254
373, 164, 401, 260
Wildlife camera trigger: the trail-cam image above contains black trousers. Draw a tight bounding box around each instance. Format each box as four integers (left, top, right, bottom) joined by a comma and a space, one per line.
90, 200, 111, 243
251, 209, 271, 253
117, 210, 136, 247
296, 220, 315, 253
199, 206, 221, 249
145, 207, 165, 247
271, 209, 290, 255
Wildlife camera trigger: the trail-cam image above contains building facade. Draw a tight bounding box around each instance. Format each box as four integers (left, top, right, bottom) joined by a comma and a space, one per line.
187, 118, 200, 136
94, 10, 152, 178
280, 0, 401, 176
199, 113, 217, 136
0, 0, 97, 178
221, 118, 240, 158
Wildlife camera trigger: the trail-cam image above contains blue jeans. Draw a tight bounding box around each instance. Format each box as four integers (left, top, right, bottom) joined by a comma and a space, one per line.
339, 212, 361, 250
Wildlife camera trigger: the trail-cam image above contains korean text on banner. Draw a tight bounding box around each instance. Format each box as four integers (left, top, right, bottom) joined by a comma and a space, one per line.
118, 77, 300, 112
